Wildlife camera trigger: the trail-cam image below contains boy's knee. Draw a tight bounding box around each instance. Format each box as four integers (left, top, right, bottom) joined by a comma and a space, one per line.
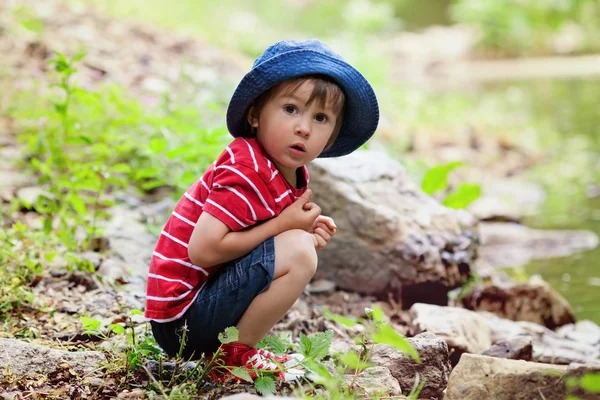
278, 229, 318, 278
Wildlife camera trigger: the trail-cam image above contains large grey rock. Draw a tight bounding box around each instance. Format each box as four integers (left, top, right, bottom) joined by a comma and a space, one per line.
480, 313, 600, 365
446, 353, 600, 400
371, 332, 451, 399
0, 338, 105, 378
345, 366, 402, 397
409, 303, 491, 364
308, 151, 479, 305
461, 275, 575, 329
479, 222, 599, 268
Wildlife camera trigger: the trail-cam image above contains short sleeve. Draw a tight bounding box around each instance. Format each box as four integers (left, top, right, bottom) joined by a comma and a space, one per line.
202, 164, 276, 232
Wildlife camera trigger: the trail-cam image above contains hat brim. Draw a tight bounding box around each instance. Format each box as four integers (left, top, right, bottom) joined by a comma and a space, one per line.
226, 49, 379, 158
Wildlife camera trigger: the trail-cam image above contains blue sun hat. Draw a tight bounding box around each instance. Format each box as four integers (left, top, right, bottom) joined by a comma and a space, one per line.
226, 39, 379, 158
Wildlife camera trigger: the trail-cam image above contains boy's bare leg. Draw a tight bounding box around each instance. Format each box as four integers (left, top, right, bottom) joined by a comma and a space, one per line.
236, 229, 317, 347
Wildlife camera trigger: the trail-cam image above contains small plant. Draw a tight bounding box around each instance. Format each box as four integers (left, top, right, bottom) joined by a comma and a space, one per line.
421, 161, 482, 209
566, 372, 600, 399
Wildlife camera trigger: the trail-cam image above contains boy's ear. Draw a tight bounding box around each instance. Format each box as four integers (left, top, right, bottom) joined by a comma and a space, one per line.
247, 106, 259, 128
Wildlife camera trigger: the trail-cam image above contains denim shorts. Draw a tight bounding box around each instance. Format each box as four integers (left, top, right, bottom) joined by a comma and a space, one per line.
150, 237, 275, 359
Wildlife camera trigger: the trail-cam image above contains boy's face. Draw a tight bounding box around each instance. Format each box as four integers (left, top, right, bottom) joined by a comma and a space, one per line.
248, 80, 338, 180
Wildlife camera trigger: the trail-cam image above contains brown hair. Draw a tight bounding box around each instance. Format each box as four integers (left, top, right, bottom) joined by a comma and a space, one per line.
245, 75, 345, 151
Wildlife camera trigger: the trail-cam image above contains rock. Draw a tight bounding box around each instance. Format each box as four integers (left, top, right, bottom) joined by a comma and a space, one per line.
345, 366, 402, 397
461, 275, 575, 329
480, 313, 600, 365
371, 332, 451, 399
557, 320, 600, 346
0, 170, 35, 202
479, 222, 599, 269
481, 337, 533, 361
409, 303, 491, 364
77, 251, 104, 270
308, 151, 479, 306
98, 258, 129, 283
101, 205, 158, 295
16, 186, 53, 206
0, 338, 105, 378
117, 389, 145, 399
307, 279, 336, 294
445, 353, 600, 400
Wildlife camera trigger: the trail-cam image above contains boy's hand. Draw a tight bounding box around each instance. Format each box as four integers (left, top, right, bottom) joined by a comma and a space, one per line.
309, 215, 337, 250
277, 189, 321, 232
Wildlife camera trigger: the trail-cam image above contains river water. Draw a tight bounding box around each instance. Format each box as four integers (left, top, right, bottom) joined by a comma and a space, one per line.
483, 79, 600, 323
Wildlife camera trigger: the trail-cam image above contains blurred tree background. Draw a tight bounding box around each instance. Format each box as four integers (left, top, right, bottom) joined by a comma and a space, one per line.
3, 0, 600, 322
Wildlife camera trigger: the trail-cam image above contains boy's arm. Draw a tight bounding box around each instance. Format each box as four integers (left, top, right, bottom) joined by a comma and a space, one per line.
188, 212, 283, 267
188, 189, 319, 267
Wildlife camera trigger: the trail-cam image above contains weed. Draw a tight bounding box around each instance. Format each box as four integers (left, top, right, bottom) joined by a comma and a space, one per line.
421, 161, 482, 209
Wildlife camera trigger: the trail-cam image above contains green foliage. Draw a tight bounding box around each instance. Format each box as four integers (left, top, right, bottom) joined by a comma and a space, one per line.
7, 52, 228, 256
450, 0, 600, 55
218, 326, 239, 344
0, 221, 91, 320
254, 376, 276, 396
567, 372, 600, 398
421, 161, 463, 195
421, 162, 481, 209
443, 183, 482, 209
257, 333, 292, 356
300, 330, 334, 361
291, 306, 421, 399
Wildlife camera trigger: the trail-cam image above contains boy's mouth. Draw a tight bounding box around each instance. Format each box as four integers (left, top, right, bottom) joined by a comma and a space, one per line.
290, 143, 306, 152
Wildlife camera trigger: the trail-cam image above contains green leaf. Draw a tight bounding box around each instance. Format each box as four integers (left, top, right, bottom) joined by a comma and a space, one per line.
218, 326, 239, 344
581, 373, 600, 393
443, 183, 482, 209
230, 367, 253, 383
72, 52, 86, 62
69, 193, 87, 216
149, 137, 167, 153
421, 161, 463, 194
372, 325, 421, 363
339, 352, 373, 370
130, 309, 143, 316
109, 324, 125, 335
303, 359, 334, 385
322, 308, 359, 327
43, 217, 53, 233
256, 335, 286, 356
254, 376, 276, 396
111, 163, 132, 174
300, 330, 333, 361
80, 316, 101, 332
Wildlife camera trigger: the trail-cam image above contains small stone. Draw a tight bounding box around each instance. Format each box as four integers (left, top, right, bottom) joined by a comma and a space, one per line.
117, 389, 145, 399
16, 186, 53, 205
346, 366, 402, 397
481, 337, 533, 361
307, 279, 335, 294
78, 251, 104, 270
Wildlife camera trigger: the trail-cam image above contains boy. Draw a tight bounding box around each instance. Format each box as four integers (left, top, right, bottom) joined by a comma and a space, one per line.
145, 39, 379, 380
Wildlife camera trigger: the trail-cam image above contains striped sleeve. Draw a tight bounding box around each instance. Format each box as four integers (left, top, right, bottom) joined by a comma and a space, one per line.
202, 163, 276, 231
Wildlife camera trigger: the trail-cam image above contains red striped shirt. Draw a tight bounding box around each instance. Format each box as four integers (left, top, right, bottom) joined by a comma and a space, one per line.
145, 137, 309, 322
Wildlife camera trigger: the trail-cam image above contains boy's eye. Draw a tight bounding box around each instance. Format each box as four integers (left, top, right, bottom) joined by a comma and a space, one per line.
284, 105, 297, 114
315, 114, 328, 123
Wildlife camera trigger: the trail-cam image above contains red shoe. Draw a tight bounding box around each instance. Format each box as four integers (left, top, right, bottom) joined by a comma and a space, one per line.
207, 343, 285, 383
256, 348, 293, 363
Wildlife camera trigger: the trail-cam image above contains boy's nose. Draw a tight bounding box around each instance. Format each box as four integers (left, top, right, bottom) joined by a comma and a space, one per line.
295, 120, 311, 137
